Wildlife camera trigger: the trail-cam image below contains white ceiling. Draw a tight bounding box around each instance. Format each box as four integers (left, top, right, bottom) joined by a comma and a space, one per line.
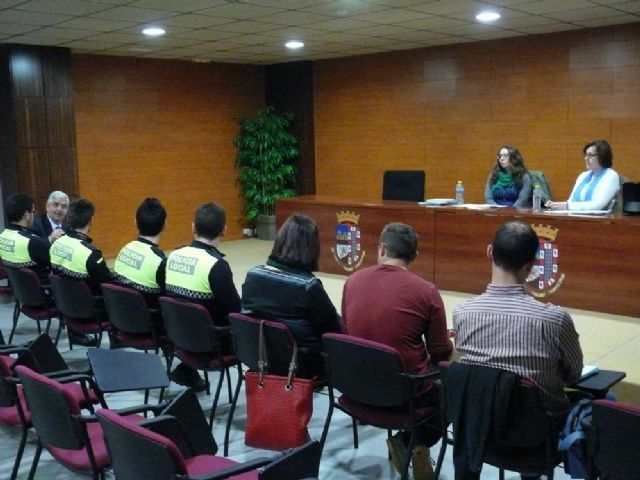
0, 0, 639, 65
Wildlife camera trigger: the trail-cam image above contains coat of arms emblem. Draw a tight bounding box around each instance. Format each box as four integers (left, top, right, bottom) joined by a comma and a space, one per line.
331, 211, 365, 272
525, 224, 566, 297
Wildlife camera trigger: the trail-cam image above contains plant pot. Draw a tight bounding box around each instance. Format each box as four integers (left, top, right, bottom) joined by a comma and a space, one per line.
256, 214, 276, 240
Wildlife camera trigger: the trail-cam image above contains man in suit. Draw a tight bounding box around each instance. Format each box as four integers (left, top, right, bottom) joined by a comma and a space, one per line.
32, 191, 69, 244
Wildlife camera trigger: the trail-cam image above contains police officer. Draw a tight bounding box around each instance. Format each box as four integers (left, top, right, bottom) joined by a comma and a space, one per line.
50, 198, 113, 294
114, 197, 167, 307
165, 202, 241, 390
0, 193, 50, 281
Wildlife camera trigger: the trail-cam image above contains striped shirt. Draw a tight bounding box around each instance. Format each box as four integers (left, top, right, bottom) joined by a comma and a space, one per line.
453, 284, 583, 412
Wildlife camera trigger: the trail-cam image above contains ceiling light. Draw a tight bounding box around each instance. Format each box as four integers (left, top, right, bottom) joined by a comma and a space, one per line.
142, 27, 165, 36
476, 11, 501, 22
285, 40, 304, 50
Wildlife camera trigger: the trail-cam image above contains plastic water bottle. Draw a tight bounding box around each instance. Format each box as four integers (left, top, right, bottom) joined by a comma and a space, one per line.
532, 184, 542, 213
455, 181, 464, 205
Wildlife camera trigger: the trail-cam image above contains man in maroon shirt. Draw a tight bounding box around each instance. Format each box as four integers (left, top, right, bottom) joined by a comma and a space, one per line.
342, 222, 452, 480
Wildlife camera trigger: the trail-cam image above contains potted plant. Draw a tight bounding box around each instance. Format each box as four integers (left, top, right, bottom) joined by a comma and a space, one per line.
234, 107, 298, 240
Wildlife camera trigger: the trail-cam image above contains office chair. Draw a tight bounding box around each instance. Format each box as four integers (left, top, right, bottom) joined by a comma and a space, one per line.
382, 170, 425, 202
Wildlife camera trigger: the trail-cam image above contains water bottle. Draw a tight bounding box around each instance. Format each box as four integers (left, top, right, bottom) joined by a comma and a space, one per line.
532, 184, 542, 213
455, 180, 464, 205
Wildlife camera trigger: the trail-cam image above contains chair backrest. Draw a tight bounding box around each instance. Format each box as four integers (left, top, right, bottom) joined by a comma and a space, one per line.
621, 178, 640, 214
14, 365, 85, 450
4, 267, 48, 307
258, 440, 322, 480
382, 170, 425, 202
97, 408, 187, 480
102, 283, 152, 334
159, 296, 221, 353
229, 313, 295, 374
49, 273, 96, 318
590, 399, 640, 479
529, 170, 553, 204
322, 333, 409, 408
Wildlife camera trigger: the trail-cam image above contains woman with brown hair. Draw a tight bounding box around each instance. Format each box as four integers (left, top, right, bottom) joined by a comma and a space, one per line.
484, 145, 532, 207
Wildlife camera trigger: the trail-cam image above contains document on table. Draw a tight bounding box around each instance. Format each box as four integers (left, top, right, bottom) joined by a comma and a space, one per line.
581, 364, 599, 380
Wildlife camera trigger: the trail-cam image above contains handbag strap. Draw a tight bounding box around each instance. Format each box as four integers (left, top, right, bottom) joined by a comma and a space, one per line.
286, 340, 298, 389
257, 320, 269, 384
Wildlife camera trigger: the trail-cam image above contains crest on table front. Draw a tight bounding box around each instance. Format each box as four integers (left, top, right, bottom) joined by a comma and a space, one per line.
331, 211, 365, 272
525, 224, 565, 298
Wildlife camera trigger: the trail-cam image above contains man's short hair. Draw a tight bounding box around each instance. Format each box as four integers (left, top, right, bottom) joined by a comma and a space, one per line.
67, 199, 95, 230
136, 197, 166, 236
492, 221, 539, 274
5, 194, 34, 223
47, 191, 69, 204
270, 213, 320, 271
194, 203, 225, 240
379, 222, 418, 263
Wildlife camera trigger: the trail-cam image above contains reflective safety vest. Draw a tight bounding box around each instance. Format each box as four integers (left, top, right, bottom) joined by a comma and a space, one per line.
50, 234, 91, 278
114, 240, 163, 292
165, 246, 218, 299
0, 228, 35, 268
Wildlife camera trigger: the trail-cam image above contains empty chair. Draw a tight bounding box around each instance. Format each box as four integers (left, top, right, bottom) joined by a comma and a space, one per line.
585, 399, 640, 480
98, 403, 322, 480
4, 266, 60, 344
101, 283, 170, 358
382, 170, 425, 202
320, 333, 443, 480
159, 296, 240, 426
49, 273, 109, 348
438, 362, 562, 480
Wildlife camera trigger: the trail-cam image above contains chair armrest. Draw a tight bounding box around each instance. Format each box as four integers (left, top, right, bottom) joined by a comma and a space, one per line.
0, 345, 29, 355
114, 403, 168, 416
189, 457, 272, 480
400, 370, 440, 381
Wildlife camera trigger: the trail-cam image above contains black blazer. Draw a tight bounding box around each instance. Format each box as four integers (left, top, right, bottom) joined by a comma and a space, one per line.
32, 213, 66, 241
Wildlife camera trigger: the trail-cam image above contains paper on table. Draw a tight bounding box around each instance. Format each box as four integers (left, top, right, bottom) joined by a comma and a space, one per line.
581, 364, 599, 380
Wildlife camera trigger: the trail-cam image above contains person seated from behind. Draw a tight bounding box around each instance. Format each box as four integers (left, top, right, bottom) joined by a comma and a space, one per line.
165, 202, 241, 391
342, 222, 452, 480
114, 197, 167, 308
32, 190, 69, 244
0, 193, 51, 282
484, 145, 532, 207
242, 213, 342, 380
546, 140, 620, 211
49, 198, 113, 347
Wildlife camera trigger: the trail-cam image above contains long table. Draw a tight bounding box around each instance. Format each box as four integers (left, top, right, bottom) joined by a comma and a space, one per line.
276, 195, 640, 317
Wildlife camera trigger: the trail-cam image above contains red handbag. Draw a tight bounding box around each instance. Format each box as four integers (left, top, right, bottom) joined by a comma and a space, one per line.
244, 321, 314, 450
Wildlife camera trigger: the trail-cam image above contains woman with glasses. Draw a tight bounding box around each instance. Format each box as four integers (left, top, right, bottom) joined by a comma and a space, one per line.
484, 145, 532, 207
546, 140, 620, 211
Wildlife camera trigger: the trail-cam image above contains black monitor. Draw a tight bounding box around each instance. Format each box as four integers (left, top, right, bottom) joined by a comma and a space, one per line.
622, 182, 640, 215
382, 170, 425, 202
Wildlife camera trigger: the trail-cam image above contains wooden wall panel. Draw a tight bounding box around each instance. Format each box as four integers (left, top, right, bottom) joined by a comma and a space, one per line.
314, 23, 640, 204
73, 55, 264, 257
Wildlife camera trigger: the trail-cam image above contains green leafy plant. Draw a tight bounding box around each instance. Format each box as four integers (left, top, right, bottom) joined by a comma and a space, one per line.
234, 107, 298, 223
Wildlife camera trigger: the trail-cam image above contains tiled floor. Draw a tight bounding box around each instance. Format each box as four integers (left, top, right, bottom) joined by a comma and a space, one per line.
2, 236, 634, 479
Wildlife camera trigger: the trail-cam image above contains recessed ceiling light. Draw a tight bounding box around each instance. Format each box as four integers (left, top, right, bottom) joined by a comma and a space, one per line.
285, 40, 304, 50
142, 27, 165, 36
476, 11, 501, 22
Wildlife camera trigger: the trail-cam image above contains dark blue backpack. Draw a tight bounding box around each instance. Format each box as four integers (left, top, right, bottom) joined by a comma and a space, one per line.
558, 399, 591, 479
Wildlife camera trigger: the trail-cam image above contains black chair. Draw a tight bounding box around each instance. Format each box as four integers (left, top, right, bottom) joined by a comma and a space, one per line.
97, 402, 322, 480
4, 266, 60, 344
437, 362, 562, 480
382, 170, 425, 202
585, 399, 640, 480
622, 180, 640, 214
224, 313, 301, 456
320, 333, 443, 480
0, 259, 13, 296
101, 283, 170, 363
49, 273, 110, 348
159, 296, 240, 427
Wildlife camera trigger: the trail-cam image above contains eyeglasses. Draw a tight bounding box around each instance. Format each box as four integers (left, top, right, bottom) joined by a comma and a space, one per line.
584, 153, 598, 158
497, 154, 509, 159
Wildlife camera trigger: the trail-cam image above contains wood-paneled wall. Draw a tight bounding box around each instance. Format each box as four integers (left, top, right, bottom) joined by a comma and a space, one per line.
314, 24, 640, 203
73, 55, 264, 257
